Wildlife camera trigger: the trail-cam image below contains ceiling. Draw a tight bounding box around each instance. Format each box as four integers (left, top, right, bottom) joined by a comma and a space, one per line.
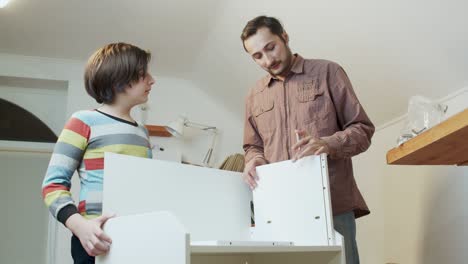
1, 0, 467, 126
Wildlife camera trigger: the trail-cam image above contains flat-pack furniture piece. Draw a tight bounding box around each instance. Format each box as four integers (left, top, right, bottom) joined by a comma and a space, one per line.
96, 153, 345, 264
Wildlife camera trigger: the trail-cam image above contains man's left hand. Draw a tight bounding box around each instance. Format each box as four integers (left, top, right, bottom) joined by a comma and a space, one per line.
292, 129, 330, 161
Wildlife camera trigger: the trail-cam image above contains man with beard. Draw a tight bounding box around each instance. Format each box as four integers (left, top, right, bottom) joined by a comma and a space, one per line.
241, 16, 375, 264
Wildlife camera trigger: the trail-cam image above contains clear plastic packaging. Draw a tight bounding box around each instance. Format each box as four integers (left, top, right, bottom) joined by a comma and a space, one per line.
397, 96, 448, 145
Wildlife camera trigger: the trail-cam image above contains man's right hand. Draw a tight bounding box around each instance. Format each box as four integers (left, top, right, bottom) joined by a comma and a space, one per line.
65, 213, 115, 256
243, 158, 267, 190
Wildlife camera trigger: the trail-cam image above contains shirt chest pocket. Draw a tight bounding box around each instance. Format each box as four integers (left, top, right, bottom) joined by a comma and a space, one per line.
295, 79, 331, 122
253, 98, 276, 134
297, 80, 323, 102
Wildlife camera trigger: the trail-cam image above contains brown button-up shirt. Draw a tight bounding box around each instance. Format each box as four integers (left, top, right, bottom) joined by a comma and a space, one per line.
243, 55, 375, 218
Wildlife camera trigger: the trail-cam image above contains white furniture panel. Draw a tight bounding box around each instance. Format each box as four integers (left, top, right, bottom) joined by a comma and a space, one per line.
99, 153, 344, 264
253, 155, 334, 246
97, 211, 189, 264
102, 153, 252, 242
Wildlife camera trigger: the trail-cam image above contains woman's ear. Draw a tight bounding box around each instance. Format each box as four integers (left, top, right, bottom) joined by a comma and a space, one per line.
282, 31, 289, 44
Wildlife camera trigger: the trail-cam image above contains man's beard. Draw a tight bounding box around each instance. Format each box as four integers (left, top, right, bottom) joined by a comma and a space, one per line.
268, 48, 293, 78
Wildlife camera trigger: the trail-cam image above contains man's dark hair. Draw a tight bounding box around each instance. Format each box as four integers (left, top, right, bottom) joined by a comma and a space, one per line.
84, 42, 151, 104
240, 16, 286, 51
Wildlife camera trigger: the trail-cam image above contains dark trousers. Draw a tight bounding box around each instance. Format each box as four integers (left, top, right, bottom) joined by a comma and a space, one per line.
71, 235, 95, 264
334, 211, 360, 264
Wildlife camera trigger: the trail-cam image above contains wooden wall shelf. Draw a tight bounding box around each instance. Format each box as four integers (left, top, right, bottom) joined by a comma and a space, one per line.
145, 125, 172, 137
386, 108, 468, 166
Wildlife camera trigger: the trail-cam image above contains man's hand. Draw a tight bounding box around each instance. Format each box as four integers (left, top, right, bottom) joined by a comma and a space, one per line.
242, 158, 267, 190
66, 213, 115, 256
292, 129, 330, 161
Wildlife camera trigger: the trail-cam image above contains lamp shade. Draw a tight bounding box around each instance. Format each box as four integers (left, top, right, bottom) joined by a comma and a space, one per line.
165, 117, 185, 137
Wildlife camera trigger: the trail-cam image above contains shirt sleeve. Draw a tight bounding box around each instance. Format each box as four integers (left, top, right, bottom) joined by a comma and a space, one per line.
41, 114, 90, 225
321, 67, 375, 159
243, 93, 268, 165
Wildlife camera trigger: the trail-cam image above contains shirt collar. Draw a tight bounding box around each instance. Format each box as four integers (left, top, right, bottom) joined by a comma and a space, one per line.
263, 54, 305, 87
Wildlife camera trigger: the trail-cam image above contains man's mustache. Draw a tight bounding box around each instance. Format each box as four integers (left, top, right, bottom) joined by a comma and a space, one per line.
268, 61, 280, 70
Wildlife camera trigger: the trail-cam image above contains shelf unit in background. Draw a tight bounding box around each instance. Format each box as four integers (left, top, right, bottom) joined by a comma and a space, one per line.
386, 108, 468, 166
145, 125, 172, 137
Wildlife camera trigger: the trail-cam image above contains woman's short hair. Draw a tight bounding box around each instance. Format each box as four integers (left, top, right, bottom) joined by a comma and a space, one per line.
84, 42, 151, 104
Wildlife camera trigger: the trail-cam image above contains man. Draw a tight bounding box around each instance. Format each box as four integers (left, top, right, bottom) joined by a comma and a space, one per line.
241, 16, 374, 264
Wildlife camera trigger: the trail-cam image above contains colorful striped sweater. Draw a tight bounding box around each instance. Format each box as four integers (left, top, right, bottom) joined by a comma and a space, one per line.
42, 109, 152, 224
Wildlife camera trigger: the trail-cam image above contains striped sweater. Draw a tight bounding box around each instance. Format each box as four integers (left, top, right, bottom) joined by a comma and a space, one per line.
42, 109, 152, 224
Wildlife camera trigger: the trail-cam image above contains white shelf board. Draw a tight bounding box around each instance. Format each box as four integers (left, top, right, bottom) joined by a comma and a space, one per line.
190, 245, 342, 254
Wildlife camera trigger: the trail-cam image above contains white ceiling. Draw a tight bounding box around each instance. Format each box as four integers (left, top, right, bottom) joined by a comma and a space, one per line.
1, 0, 467, 126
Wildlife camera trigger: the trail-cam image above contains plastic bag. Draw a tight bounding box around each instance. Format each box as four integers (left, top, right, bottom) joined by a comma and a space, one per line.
397, 96, 447, 145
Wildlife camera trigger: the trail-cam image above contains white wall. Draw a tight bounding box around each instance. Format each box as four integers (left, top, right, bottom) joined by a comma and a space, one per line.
0, 53, 80, 264
0, 151, 51, 264
144, 77, 243, 166
353, 88, 468, 264
0, 53, 245, 264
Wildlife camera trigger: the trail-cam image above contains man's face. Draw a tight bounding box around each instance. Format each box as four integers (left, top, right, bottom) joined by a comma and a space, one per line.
244, 27, 293, 78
